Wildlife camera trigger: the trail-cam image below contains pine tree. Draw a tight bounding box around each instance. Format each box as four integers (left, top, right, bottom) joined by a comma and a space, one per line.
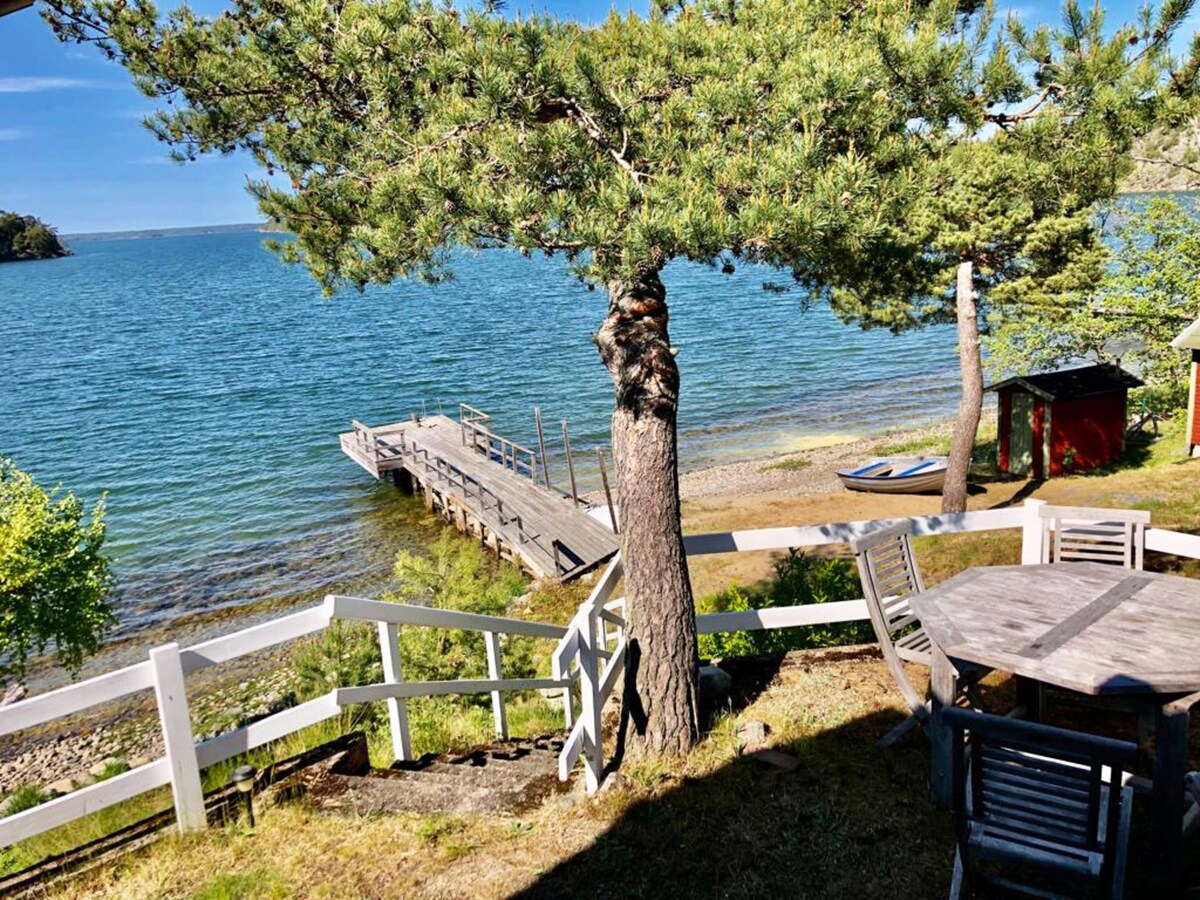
818, 1, 1198, 510
41, 0, 1198, 755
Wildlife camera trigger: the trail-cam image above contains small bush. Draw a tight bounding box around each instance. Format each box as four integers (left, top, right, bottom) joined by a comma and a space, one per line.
388, 530, 532, 694
291, 530, 539, 750
697, 551, 873, 659
3, 785, 46, 816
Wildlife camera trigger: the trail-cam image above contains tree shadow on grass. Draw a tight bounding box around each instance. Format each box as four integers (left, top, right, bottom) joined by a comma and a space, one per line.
518, 672, 1198, 900
516, 708, 954, 900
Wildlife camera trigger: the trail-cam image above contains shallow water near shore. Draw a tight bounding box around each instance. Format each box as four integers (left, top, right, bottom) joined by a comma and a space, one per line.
0, 231, 963, 656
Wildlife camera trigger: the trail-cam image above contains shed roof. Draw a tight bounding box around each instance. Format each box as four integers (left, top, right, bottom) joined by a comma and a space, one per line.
985, 364, 1143, 402
1172, 316, 1200, 351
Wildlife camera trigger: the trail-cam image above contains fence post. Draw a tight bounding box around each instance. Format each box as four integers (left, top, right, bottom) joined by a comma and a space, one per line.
576, 607, 604, 793
149, 643, 206, 833
378, 622, 412, 762
1020, 498, 1046, 565
484, 631, 508, 739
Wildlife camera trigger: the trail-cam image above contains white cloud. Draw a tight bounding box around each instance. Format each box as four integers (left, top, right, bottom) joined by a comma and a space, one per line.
0, 77, 98, 93
0, 129, 27, 141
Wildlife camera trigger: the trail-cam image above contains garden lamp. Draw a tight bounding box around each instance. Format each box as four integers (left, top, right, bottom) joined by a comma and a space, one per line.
230, 764, 257, 827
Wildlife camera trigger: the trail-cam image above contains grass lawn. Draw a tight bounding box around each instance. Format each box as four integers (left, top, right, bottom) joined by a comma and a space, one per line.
20, 416, 1200, 898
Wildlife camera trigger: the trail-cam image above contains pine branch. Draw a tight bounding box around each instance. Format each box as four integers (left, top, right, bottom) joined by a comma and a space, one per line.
984, 84, 1064, 126
536, 96, 648, 184
1132, 154, 1200, 177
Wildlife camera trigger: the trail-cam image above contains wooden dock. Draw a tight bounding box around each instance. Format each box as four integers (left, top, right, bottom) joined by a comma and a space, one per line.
340, 406, 619, 580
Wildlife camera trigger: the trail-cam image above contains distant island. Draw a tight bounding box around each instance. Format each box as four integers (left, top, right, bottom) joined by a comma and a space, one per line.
63, 221, 283, 242
0, 211, 70, 263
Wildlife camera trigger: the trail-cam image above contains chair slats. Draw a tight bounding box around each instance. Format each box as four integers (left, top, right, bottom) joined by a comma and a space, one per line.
850, 521, 973, 747
945, 707, 1137, 900
1039, 505, 1149, 570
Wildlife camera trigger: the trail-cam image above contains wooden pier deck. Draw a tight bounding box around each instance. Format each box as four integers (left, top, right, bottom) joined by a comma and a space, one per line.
340, 409, 619, 580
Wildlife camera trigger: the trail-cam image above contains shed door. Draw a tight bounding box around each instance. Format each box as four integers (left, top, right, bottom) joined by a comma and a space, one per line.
1010, 393, 1035, 476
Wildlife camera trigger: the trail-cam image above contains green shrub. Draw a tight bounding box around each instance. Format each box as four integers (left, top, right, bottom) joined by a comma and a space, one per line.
292, 529, 535, 741
292, 620, 383, 732
387, 530, 532, 695
3, 785, 46, 816
697, 550, 873, 658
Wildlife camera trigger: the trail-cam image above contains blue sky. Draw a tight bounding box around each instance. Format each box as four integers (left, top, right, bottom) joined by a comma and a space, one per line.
0, 0, 1187, 233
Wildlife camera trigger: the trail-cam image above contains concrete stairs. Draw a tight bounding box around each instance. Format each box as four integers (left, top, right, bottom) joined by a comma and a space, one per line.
303, 733, 567, 818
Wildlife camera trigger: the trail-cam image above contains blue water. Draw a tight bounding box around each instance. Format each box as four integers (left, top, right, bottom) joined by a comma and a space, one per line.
0, 232, 962, 635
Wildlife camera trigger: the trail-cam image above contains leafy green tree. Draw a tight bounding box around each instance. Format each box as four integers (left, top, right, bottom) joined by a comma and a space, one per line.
987, 197, 1200, 400
0, 460, 116, 685
820, 2, 1197, 509
0, 211, 69, 262
42, 0, 1195, 755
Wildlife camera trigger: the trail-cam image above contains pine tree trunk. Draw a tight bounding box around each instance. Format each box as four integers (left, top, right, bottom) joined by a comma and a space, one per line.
596, 269, 700, 758
943, 259, 982, 515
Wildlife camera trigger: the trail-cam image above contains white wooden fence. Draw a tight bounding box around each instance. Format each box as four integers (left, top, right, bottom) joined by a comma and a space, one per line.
549, 499, 1200, 792
4, 498, 1200, 848
0, 596, 568, 848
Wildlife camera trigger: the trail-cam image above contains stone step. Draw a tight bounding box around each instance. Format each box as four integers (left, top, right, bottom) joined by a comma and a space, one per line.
313, 772, 516, 816
374, 764, 541, 795
307, 731, 569, 818
438, 748, 560, 776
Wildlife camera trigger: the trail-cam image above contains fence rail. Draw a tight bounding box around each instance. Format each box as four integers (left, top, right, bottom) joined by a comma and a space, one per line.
4, 499, 1199, 848
549, 498, 1200, 792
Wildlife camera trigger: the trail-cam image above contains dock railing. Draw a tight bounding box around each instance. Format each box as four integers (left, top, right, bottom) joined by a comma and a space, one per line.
5, 499, 1200, 847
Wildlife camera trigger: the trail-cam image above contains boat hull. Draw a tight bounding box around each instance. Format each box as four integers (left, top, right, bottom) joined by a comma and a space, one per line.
836, 456, 948, 494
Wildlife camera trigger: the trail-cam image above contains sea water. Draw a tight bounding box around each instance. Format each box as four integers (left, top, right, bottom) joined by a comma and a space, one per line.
0, 232, 961, 637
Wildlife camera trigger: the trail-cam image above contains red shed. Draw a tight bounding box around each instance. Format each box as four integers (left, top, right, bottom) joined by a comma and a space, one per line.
987, 364, 1142, 479
1171, 317, 1200, 458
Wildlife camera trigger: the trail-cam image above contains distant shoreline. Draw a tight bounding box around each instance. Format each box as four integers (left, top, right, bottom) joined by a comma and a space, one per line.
62, 222, 283, 242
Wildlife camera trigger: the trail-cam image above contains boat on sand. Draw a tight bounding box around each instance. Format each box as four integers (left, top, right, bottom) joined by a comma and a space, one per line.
835, 456, 948, 494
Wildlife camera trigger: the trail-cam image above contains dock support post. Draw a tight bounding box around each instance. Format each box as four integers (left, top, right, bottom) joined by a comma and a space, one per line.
596, 448, 618, 534
562, 420, 579, 505
534, 407, 550, 487
392, 468, 414, 495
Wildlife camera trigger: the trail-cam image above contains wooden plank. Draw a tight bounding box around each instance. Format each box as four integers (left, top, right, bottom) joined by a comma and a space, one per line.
695, 600, 869, 634
336, 677, 568, 704
0, 661, 155, 737
1017, 575, 1153, 660
149, 644, 205, 833
329, 595, 567, 639
484, 632, 507, 740
194, 694, 341, 769
180, 605, 331, 673
378, 623, 412, 763
682, 507, 1026, 557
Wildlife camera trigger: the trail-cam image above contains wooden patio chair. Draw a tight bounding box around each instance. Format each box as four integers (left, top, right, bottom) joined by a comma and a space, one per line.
851, 521, 985, 747
944, 707, 1137, 900
1039, 505, 1150, 570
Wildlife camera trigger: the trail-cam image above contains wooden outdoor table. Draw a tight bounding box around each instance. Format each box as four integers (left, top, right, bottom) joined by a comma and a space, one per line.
909, 562, 1200, 893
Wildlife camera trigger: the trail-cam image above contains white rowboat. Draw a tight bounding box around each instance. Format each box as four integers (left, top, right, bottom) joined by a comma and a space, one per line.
836, 456, 948, 494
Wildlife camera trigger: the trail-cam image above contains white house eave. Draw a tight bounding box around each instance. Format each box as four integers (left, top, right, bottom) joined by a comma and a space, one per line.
1171, 317, 1200, 350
